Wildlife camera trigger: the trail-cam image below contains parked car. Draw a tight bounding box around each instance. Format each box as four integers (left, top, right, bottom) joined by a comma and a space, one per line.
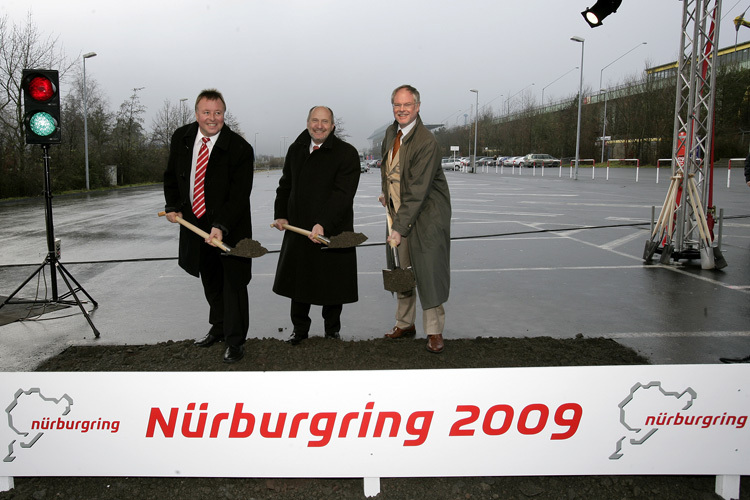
518, 153, 561, 168
503, 156, 519, 168
360, 161, 370, 173
513, 156, 525, 168
441, 157, 461, 171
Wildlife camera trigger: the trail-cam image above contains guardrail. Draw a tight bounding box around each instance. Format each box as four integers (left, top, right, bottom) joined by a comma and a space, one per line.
606, 159, 640, 181
567, 159, 596, 178
727, 157, 744, 188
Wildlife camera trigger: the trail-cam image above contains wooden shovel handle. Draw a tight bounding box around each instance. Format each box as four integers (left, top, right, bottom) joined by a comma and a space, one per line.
269, 222, 330, 245
158, 211, 231, 252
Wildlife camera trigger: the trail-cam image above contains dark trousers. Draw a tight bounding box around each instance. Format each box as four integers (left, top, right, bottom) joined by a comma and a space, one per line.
199, 244, 250, 347
290, 300, 342, 335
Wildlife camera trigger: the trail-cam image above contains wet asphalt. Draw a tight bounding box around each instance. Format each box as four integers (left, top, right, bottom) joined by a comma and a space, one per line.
1, 165, 748, 371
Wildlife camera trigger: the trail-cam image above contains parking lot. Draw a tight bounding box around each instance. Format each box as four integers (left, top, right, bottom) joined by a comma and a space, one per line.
0, 166, 749, 370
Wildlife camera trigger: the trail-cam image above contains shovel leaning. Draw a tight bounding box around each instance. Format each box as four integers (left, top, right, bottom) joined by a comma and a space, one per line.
382, 212, 416, 293
158, 211, 268, 258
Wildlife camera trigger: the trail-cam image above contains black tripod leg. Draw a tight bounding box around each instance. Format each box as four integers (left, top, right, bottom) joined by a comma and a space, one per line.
54, 262, 101, 338
0, 259, 50, 310
56, 262, 99, 308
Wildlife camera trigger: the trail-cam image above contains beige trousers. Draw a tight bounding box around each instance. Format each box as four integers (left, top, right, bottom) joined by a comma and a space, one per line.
394, 235, 445, 335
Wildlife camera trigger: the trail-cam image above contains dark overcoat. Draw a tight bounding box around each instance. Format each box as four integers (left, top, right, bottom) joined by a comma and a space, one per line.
163, 122, 254, 282
380, 116, 451, 309
273, 129, 360, 305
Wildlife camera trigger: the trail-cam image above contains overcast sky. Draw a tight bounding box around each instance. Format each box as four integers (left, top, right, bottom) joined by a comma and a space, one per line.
3, 0, 750, 156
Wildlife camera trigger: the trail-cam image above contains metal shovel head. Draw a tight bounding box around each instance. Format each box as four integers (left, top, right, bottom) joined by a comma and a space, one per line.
659, 244, 673, 264
382, 267, 416, 293
226, 238, 268, 258
327, 231, 368, 249
713, 246, 728, 270
699, 244, 715, 270
643, 240, 657, 262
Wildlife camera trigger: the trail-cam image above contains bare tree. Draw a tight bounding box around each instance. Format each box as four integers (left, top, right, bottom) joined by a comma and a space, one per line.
0, 12, 72, 174
151, 99, 181, 149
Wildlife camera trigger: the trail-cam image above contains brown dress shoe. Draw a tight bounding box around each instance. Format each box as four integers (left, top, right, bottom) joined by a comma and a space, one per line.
384, 325, 416, 339
426, 334, 444, 354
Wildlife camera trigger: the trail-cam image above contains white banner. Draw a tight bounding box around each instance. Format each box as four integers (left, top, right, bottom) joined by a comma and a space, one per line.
1, 365, 748, 478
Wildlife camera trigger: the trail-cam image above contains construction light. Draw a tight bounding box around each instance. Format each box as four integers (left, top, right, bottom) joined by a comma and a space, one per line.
581, 0, 622, 28
22, 69, 61, 145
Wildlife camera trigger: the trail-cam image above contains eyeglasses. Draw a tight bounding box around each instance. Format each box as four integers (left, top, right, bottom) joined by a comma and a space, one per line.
392, 102, 416, 110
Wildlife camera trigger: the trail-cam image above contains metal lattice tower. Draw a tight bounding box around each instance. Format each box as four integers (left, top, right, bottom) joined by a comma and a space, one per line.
645, 0, 726, 269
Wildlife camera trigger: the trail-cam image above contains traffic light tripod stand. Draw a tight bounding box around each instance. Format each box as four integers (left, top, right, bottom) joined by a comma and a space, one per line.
0, 145, 100, 338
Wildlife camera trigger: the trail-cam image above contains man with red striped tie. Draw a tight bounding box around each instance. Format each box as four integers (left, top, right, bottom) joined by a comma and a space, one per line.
163, 89, 255, 363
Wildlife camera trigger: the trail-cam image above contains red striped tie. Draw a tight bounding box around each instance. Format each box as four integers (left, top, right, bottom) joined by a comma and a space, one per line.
192, 137, 210, 219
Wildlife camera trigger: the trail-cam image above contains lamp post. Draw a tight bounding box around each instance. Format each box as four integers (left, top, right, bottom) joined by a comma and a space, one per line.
82, 52, 97, 191
281, 136, 288, 158
571, 36, 585, 181
179, 98, 188, 126
504, 83, 534, 115
541, 67, 578, 106
470, 89, 478, 173
599, 41, 647, 163
254, 132, 259, 155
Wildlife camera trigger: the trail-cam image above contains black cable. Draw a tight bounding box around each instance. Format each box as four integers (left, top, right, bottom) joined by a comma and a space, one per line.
2, 214, 749, 268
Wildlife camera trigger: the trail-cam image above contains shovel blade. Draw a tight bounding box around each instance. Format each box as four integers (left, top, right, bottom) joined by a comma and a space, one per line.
643, 240, 657, 262
699, 245, 715, 269
382, 268, 416, 293
713, 247, 728, 270
659, 244, 673, 264
226, 238, 268, 259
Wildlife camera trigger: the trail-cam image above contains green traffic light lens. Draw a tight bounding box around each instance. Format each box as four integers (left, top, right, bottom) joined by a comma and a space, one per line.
29, 112, 57, 136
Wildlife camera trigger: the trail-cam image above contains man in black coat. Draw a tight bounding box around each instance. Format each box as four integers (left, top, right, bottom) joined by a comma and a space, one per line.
272, 106, 360, 345
163, 89, 254, 363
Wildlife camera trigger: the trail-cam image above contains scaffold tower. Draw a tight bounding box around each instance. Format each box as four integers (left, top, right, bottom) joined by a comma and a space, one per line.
644, 0, 727, 269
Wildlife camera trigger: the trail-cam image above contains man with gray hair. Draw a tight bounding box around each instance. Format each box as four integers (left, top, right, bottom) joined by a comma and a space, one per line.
379, 84, 452, 353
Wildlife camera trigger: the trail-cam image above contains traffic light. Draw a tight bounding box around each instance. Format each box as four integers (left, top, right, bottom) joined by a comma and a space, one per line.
22, 69, 61, 145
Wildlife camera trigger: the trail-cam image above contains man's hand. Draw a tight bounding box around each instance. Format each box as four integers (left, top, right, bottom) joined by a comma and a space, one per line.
378, 193, 386, 207
272, 218, 289, 231
310, 223, 325, 244
387, 229, 402, 247
747, 180, 750, 188
165, 211, 182, 223
206, 227, 223, 246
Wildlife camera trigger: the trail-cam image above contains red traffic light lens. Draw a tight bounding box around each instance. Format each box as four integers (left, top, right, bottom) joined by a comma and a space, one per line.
28, 76, 56, 102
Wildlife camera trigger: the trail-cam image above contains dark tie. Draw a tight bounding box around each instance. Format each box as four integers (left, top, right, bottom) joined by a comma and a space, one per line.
392, 130, 403, 159
192, 137, 210, 219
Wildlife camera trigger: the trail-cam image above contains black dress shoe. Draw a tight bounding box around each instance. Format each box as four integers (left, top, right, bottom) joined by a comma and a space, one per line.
325, 331, 341, 340
195, 333, 223, 347
223, 345, 244, 363
287, 331, 308, 345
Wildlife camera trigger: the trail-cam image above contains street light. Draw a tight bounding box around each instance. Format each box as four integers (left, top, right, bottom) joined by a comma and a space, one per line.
599, 41, 647, 162
254, 132, 259, 155
470, 89, 478, 173
504, 83, 534, 115
82, 52, 96, 191
571, 36, 585, 181
541, 67, 578, 106
179, 98, 188, 126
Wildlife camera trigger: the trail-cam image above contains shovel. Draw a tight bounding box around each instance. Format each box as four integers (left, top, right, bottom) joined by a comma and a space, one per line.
686, 176, 722, 269
270, 223, 368, 248
158, 211, 268, 258
382, 212, 416, 293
